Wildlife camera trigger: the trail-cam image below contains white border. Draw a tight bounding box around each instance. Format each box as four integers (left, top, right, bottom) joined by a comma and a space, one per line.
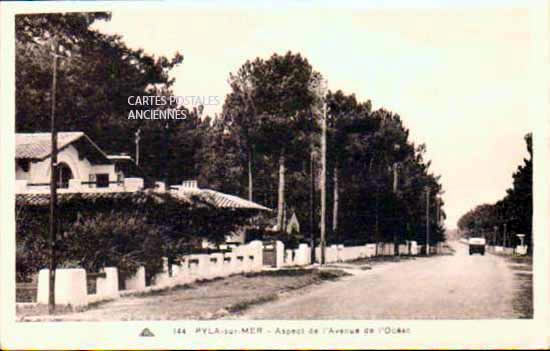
1, 1, 548, 349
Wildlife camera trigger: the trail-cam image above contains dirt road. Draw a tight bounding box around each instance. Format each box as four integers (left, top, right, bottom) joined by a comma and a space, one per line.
239, 242, 528, 319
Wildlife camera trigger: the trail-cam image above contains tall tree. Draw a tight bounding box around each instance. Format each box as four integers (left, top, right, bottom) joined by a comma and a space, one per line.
224, 51, 320, 230
223, 60, 262, 201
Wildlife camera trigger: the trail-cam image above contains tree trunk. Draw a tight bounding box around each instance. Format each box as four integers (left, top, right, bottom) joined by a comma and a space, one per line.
276, 151, 286, 231
248, 147, 253, 201
332, 165, 339, 239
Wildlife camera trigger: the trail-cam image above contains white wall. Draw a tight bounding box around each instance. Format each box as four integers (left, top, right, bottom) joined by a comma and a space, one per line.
17, 144, 120, 193
31, 240, 445, 310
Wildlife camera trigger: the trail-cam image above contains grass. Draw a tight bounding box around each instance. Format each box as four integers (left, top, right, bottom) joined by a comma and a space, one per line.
504, 255, 533, 319
346, 255, 413, 266
225, 269, 349, 315
226, 294, 279, 314
17, 302, 88, 320
16, 284, 37, 303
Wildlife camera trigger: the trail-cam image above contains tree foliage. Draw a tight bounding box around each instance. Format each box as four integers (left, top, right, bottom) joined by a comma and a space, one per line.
457, 133, 532, 249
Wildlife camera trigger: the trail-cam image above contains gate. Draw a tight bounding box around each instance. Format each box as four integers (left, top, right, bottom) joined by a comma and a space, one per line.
262, 241, 277, 267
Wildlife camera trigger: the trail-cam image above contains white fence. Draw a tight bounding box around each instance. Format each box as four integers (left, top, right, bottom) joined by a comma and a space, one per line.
35, 239, 421, 308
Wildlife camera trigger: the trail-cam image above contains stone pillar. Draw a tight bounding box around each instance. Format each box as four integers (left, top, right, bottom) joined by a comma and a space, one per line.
209, 253, 224, 278
223, 252, 237, 276
366, 244, 376, 258
37, 268, 88, 308
125, 266, 146, 291
295, 243, 311, 266
154, 257, 171, 288
175, 258, 192, 284
410, 241, 418, 256
275, 241, 285, 268
285, 249, 293, 266
96, 267, 119, 299
336, 244, 344, 262
248, 240, 264, 271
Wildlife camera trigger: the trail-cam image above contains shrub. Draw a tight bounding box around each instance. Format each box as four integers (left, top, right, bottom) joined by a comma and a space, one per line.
15, 205, 49, 282
63, 211, 164, 281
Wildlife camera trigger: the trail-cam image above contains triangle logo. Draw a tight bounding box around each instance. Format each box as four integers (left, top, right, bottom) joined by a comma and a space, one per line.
139, 328, 155, 337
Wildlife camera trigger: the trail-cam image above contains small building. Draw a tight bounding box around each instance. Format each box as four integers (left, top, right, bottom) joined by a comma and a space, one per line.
16, 132, 144, 194
286, 212, 300, 235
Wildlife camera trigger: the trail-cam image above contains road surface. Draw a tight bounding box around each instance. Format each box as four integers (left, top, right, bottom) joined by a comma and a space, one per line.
239, 242, 525, 319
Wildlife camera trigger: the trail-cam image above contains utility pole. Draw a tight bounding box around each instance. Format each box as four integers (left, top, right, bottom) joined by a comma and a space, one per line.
392, 161, 399, 256
163, 122, 170, 189
319, 79, 327, 265
48, 39, 60, 314
135, 128, 141, 166
503, 223, 507, 247
436, 197, 440, 225
392, 143, 401, 257
425, 186, 430, 256
309, 147, 315, 263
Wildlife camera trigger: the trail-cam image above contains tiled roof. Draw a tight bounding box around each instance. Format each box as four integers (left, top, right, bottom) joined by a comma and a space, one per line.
15, 190, 199, 207
16, 132, 108, 161
175, 187, 271, 211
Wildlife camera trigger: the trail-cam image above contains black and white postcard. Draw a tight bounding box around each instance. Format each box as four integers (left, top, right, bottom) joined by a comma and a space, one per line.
1, 0, 548, 349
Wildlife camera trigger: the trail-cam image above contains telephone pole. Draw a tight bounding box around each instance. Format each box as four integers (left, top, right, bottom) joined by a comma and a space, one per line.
392, 161, 399, 256
503, 223, 507, 247
48, 40, 60, 314
436, 197, 440, 225
392, 143, 401, 256
135, 128, 141, 166
319, 79, 327, 265
309, 148, 315, 263
425, 186, 430, 256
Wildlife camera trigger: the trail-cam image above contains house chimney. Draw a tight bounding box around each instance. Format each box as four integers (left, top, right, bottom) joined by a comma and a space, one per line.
181, 180, 198, 189
155, 181, 166, 192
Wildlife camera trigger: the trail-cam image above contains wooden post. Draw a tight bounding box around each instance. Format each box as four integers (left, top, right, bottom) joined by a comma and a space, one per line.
320, 84, 327, 265
48, 43, 59, 314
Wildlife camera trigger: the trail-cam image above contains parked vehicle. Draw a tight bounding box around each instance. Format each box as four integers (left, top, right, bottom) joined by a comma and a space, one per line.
468, 237, 486, 255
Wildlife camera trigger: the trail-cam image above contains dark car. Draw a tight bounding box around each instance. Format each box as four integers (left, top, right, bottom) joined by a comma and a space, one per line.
468, 237, 486, 255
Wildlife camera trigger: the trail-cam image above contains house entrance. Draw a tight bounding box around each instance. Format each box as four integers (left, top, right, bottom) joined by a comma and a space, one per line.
57, 162, 73, 188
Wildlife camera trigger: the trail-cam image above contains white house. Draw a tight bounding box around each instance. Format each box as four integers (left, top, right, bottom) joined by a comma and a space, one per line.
16, 132, 144, 194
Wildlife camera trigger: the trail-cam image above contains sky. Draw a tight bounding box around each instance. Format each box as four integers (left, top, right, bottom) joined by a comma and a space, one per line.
92, 4, 533, 229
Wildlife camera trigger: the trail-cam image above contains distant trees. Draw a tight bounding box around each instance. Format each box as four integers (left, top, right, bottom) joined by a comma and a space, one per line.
457, 133, 532, 250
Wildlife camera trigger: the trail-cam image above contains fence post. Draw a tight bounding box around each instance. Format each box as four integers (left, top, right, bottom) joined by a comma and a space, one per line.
125, 266, 146, 291
275, 241, 285, 268
96, 267, 119, 299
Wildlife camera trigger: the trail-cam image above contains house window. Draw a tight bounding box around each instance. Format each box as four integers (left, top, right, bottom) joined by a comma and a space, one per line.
96, 174, 109, 188
16, 159, 30, 173
57, 162, 73, 188
117, 171, 124, 185
88, 174, 96, 188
